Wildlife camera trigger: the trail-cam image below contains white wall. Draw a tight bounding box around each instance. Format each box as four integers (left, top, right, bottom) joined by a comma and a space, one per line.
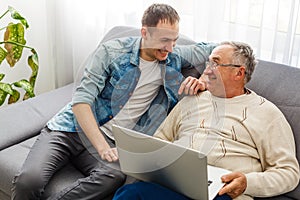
0, 0, 55, 97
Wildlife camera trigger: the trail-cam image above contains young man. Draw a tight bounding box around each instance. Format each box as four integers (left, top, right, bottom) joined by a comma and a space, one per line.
113, 42, 300, 200
12, 3, 215, 200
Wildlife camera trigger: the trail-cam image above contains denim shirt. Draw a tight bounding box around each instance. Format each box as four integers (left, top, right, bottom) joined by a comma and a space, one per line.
47, 37, 216, 135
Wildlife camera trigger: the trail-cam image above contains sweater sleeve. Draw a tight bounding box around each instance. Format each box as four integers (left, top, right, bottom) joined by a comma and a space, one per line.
244, 114, 300, 197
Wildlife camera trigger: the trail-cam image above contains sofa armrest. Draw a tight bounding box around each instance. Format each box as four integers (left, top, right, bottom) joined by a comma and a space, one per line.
0, 83, 74, 150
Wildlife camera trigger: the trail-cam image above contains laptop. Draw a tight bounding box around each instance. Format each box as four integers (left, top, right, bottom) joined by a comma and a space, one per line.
112, 124, 229, 200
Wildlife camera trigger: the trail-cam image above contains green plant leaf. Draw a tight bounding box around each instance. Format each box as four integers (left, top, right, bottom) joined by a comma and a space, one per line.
0, 74, 4, 81
8, 89, 20, 104
23, 91, 33, 100
0, 90, 8, 106
30, 49, 39, 66
4, 23, 26, 67
0, 82, 14, 95
8, 6, 29, 28
0, 7, 38, 107
0, 47, 8, 65
27, 50, 39, 87
13, 79, 35, 99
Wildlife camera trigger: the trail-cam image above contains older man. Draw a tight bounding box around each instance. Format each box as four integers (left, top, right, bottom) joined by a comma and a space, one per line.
113, 41, 299, 200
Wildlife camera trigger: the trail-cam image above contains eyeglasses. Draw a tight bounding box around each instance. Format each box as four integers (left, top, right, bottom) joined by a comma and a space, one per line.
205, 61, 241, 71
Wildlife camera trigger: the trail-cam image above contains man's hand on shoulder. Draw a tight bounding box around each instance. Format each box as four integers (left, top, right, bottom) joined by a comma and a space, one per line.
218, 172, 247, 199
178, 75, 206, 95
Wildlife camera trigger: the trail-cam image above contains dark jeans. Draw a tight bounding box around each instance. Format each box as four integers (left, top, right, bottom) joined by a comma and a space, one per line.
12, 127, 126, 200
113, 181, 232, 200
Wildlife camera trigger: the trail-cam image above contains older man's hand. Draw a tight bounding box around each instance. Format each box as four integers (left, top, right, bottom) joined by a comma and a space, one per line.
178, 76, 206, 95
218, 172, 247, 199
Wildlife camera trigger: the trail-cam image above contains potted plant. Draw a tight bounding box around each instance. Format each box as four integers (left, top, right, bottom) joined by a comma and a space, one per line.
0, 6, 39, 107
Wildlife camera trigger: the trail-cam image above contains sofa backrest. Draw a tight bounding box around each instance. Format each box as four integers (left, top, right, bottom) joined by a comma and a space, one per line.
247, 60, 300, 199
0, 83, 74, 150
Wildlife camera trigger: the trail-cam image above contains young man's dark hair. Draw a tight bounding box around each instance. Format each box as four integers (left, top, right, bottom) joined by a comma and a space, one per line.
141, 3, 180, 27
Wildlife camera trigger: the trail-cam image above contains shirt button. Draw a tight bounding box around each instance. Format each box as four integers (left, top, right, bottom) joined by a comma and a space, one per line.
109, 115, 113, 119
119, 105, 123, 109
129, 92, 133, 96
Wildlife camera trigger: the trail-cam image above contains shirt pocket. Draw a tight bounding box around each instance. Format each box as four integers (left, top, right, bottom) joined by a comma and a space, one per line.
109, 75, 129, 90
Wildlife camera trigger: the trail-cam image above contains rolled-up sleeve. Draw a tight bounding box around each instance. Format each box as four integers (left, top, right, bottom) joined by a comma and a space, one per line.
72, 45, 110, 106
175, 42, 217, 66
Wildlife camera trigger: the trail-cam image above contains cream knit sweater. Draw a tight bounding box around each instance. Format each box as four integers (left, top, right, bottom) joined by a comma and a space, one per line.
154, 90, 299, 200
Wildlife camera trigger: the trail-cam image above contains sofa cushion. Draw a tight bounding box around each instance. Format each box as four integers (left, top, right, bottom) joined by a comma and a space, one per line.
247, 60, 300, 199
0, 137, 37, 196
0, 83, 74, 150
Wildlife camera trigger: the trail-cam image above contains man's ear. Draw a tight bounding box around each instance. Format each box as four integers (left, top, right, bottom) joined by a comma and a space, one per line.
141, 27, 147, 39
235, 66, 246, 81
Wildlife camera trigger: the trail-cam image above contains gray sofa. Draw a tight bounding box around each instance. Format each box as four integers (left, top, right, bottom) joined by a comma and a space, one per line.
0, 26, 299, 200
